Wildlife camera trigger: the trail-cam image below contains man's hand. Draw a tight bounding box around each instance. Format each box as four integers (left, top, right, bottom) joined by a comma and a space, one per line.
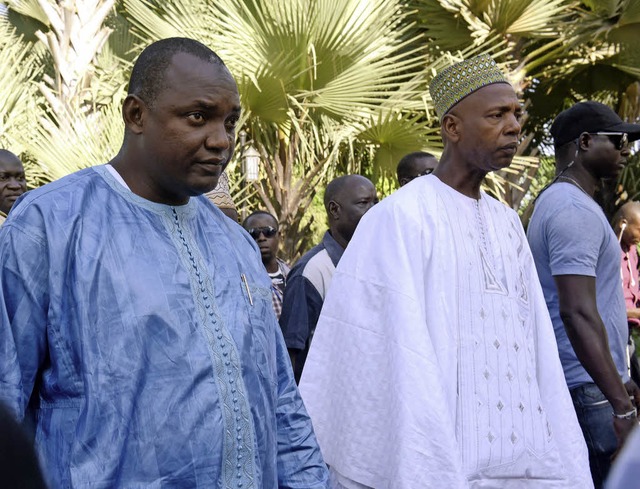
625, 379, 640, 408
612, 414, 638, 460
611, 381, 639, 459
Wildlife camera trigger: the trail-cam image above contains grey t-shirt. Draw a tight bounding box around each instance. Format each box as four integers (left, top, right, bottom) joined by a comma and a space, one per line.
527, 182, 629, 389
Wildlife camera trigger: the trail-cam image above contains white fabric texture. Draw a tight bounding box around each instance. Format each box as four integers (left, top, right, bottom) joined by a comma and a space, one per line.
299, 174, 592, 489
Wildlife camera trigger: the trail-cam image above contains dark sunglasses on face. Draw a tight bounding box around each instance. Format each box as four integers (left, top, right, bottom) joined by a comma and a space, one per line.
590, 132, 629, 151
248, 226, 277, 239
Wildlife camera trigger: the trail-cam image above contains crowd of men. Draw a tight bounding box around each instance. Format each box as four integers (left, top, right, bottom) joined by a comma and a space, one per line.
1, 37, 640, 489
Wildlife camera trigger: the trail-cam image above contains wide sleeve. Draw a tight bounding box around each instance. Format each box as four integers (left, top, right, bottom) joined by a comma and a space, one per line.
273, 323, 329, 488
0, 223, 50, 419
299, 195, 469, 489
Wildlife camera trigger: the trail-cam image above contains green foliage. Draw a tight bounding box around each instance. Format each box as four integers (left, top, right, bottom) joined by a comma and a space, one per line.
122, 0, 449, 259
412, 0, 640, 214
0, 16, 44, 187
0, 0, 637, 257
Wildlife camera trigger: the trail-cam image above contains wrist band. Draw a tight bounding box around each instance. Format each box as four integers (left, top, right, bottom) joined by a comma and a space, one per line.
613, 408, 637, 420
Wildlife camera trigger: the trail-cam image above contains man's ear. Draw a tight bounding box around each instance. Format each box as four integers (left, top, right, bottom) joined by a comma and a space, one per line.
328, 200, 341, 220
442, 113, 461, 143
576, 132, 591, 151
122, 95, 146, 135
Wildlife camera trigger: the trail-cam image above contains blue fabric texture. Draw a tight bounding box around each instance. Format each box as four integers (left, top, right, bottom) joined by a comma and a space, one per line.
279, 232, 343, 382
527, 182, 629, 389
0, 165, 328, 489
570, 383, 617, 488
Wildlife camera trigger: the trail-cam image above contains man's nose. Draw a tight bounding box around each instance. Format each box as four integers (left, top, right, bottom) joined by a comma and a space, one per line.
505, 113, 521, 135
6, 177, 23, 189
205, 122, 232, 150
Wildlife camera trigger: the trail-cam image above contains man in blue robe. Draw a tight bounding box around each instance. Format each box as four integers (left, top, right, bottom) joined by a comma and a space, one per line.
0, 38, 328, 489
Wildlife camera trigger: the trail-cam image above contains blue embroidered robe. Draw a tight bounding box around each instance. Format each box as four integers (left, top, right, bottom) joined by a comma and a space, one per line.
0, 165, 328, 489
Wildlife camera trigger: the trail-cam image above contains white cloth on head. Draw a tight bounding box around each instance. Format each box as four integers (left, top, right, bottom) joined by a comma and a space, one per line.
299, 174, 592, 489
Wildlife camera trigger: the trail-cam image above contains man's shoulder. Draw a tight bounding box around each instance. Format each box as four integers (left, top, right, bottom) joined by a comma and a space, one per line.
354, 176, 438, 232
5, 167, 102, 229
289, 242, 331, 278
530, 183, 602, 228
535, 182, 594, 209
193, 197, 264, 264
12, 167, 100, 212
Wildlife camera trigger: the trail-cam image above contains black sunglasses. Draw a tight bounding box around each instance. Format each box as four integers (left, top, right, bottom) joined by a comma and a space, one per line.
589, 132, 629, 151
248, 226, 277, 239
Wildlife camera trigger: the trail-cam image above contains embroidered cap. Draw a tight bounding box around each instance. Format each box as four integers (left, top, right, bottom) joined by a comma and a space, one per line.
429, 54, 509, 120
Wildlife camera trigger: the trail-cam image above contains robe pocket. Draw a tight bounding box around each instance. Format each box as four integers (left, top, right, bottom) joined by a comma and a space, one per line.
244, 282, 278, 387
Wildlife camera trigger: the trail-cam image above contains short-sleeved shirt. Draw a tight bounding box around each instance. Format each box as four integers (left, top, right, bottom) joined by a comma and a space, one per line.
527, 182, 629, 389
279, 231, 344, 382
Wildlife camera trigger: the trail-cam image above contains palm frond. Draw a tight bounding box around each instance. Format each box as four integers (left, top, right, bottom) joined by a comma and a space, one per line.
19, 95, 125, 183
4, 0, 49, 26
0, 19, 42, 160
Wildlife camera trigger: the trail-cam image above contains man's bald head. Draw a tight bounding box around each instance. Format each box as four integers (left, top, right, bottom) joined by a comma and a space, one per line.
618, 201, 640, 222
0, 149, 26, 216
324, 174, 377, 249
324, 175, 370, 210
0, 149, 21, 166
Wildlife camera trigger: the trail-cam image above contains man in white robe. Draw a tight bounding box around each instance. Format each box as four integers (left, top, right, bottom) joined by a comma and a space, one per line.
299, 54, 592, 488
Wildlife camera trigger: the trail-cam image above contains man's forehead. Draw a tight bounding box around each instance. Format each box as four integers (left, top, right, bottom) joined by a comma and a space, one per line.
162, 52, 240, 101
346, 180, 375, 196
0, 155, 23, 171
168, 52, 235, 83
469, 83, 519, 108
624, 205, 640, 223
246, 214, 277, 227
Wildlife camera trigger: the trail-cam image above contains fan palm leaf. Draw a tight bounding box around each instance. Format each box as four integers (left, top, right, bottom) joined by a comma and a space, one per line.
0, 17, 45, 186
17, 95, 125, 183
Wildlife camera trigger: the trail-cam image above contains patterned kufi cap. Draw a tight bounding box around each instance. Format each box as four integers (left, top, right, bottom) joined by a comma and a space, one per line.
429, 54, 509, 120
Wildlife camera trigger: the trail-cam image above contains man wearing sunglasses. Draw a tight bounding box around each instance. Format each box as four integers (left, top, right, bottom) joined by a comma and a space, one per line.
528, 101, 640, 487
396, 150, 438, 187
243, 210, 290, 319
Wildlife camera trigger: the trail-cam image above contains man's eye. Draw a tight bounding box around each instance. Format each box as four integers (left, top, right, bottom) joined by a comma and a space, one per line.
188, 113, 205, 123
226, 116, 239, 128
